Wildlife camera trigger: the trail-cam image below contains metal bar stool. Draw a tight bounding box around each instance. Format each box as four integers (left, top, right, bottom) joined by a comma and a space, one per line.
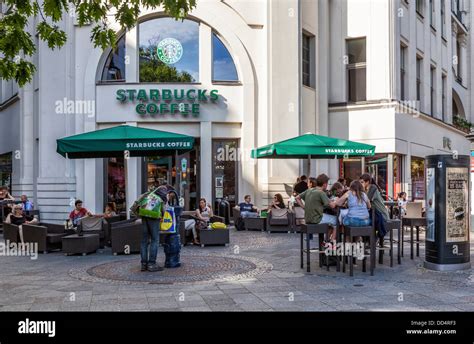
377, 219, 400, 267
300, 223, 330, 273
401, 217, 426, 259
342, 211, 376, 277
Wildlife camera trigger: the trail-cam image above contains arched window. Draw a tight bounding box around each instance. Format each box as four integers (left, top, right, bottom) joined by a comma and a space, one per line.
101, 35, 126, 82
212, 33, 238, 82
138, 18, 199, 82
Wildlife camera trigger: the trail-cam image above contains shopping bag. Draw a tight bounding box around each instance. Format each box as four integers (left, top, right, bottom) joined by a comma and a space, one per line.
160, 206, 177, 233
137, 191, 163, 219
130, 191, 151, 217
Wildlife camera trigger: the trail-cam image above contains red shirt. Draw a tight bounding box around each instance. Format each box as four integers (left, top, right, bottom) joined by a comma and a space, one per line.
69, 208, 89, 225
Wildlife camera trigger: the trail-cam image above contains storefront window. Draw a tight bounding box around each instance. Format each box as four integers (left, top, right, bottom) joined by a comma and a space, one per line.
101, 35, 126, 82
393, 154, 403, 198
213, 140, 238, 210
106, 158, 126, 213
411, 157, 425, 200
144, 142, 199, 211
212, 33, 238, 82
139, 18, 199, 82
365, 154, 388, 199
340, 158, 362, 185
0, 152, 12, 190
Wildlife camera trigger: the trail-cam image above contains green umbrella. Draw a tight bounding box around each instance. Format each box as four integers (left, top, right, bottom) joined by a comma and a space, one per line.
56, 125, 194, 219
57, 125, 194, 159
251, 133, 375, 174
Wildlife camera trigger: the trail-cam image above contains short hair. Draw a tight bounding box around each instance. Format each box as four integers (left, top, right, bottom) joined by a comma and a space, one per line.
315, 174, 330, 187
75, 199, 83, 206
244, 195, 251, 200
337, 178, 346, 184
300, 175, 308, 181
308, 177, 317, 187
360, 173, 372, 183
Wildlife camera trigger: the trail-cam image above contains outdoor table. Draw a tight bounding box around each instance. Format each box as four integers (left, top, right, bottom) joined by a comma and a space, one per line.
243, 217, 266, 231
383, 201, 398, 219
401, 217, 426, 260
62, 233, 100, 256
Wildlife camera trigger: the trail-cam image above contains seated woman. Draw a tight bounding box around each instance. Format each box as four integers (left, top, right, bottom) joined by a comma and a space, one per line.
335, 180, 371, 227
103, 202, 117, 218
268, 193, 286, 211
5, 204, 39, 244
0, 185, 15, 219
193, 198, 213, 245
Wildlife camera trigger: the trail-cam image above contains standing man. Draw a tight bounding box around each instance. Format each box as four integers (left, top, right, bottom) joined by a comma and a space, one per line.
293, 175, 309, 195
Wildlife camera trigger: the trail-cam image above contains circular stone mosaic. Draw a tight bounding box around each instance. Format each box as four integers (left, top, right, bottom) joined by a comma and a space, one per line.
68, 254, 273, 286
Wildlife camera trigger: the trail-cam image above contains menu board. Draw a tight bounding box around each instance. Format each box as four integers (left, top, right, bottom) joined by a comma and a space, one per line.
425, 168, 435, 242
445, 167, 469, 243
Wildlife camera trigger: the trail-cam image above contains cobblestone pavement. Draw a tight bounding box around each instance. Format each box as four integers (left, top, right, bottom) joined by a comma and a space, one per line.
1, 228, 473, 312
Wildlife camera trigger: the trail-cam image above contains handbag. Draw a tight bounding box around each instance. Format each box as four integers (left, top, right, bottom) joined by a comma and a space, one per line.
211, 222, 227, 229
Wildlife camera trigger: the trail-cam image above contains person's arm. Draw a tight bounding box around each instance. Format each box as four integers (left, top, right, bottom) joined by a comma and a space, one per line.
208, 205, 213, 217
364, 194, 371, 209
321, 193, 336, 209
296, 190, 307, 208
195, 209, 204, 220
7, 193, 14, 201
335, 192, 349, 207
4, 214, 11, 224
26, 217, 39, 225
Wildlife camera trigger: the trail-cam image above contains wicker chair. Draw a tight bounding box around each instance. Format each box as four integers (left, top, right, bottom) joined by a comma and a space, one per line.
78, 216, 106, 248
104, 215, 122, 247
22, 223, 68, 253
110, 218, 142, 255
267, 208, 294, 233
3, 223, 20, 244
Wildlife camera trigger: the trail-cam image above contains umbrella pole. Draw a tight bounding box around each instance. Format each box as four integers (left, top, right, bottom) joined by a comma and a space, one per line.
124, 156, 130, 220
307, 155, 311, 177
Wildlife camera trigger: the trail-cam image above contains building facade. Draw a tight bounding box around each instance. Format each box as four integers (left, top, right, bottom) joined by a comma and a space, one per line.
0, 0, 472, 223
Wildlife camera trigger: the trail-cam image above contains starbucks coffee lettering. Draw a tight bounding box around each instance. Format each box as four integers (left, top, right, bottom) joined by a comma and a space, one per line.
116, 88, 219, 117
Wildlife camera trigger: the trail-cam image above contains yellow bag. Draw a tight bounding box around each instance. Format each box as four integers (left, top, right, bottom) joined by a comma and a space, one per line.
211, 222, 227, 229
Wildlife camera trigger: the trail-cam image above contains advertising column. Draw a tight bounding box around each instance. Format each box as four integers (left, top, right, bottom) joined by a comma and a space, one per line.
424, 155, 471, 271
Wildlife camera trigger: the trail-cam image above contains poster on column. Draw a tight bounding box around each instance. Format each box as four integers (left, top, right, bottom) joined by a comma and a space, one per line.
425, 167, 435, 242
445, 167, 469, 243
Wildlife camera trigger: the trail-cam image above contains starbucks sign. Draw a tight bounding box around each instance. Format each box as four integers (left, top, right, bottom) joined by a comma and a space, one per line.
157, 38, 183, 65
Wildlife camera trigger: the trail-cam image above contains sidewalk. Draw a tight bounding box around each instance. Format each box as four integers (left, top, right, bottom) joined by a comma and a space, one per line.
0, 229, 473, 311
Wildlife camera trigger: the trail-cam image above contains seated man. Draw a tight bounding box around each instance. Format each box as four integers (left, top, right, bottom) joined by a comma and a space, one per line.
69, 199, 92, 227
296, 174, 337, 240
238, 195, 259, 218
20, 195, 34, 211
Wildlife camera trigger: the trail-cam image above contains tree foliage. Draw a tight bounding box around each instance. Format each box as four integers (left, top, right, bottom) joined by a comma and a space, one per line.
139, 45, 193, 83
0, 0, 196, 86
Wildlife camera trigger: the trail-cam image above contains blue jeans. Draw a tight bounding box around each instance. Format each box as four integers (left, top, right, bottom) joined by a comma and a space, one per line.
343, 216, 371, 227
141, 218, 160, 265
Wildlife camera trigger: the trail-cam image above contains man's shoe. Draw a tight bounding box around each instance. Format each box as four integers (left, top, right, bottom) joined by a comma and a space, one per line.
147, 264, 164, 272
141, 263, 148, 271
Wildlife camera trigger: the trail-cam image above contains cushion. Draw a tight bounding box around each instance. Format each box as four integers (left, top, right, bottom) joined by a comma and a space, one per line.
47, 233, 65, 244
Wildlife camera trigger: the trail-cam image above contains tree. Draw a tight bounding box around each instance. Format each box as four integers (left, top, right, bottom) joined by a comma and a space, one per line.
0, 0, 196, 87
139, 45, 193, 82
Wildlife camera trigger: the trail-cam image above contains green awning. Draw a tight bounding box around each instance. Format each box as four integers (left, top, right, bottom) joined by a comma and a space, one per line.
251, 133, 375, 159
57, 125, 194, 159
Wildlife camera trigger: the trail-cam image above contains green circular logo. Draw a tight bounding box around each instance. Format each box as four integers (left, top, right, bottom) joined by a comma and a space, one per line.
157, 38, 183, 65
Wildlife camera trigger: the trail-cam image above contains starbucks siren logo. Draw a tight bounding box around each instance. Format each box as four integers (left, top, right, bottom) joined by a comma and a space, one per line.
157, 38, 183, 65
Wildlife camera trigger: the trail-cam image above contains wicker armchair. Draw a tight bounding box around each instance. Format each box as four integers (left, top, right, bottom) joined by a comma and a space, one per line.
78, 216, 106, 248
3, 223, 20, 244
22, 223, 68, 253
267, 208, 294, 233
110, 218, 142, 255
